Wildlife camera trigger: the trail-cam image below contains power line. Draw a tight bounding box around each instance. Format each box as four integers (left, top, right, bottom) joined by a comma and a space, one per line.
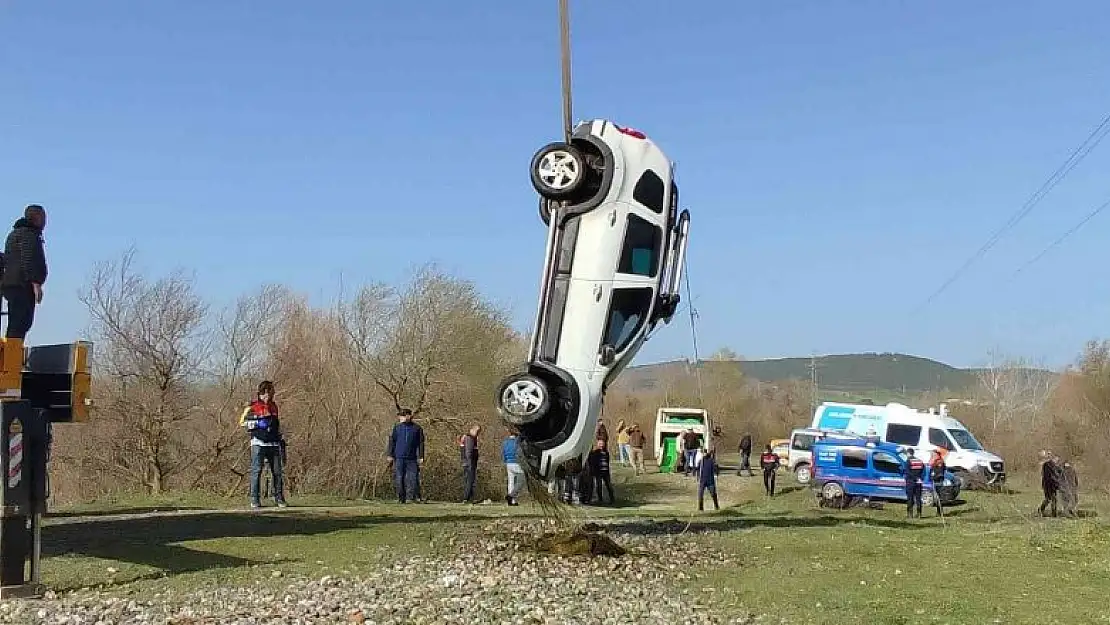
914, 111, 1110, 312
1012, 195, 1110, 277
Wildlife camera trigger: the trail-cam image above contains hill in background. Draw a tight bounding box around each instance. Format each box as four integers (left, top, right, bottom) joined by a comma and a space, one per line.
619, 352, 1038, 401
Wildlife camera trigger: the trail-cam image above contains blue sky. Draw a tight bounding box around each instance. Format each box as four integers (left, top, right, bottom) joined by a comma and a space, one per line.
2, 0, 1109, 369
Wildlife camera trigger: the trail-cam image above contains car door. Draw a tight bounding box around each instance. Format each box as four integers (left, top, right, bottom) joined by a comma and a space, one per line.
871, 451, 907, 500
601, 194, 666, 378
838, 448, 870, 497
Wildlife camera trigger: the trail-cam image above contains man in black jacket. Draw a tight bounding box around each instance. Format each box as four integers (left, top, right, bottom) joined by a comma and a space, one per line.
1, 205, 48, 339
737, 433, 753, 476
460, 424, 481, 503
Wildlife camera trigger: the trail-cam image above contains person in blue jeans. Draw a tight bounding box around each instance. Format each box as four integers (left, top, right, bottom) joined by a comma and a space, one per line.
460, 425, 482, 503
240, 380, 287, 508
387, 408, 425, 503
682, 429, 700, 477
502, 429, 524, 506
698, 448, 720, 511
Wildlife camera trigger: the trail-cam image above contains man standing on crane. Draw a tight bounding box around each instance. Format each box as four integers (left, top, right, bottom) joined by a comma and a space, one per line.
1, 204, 48, 339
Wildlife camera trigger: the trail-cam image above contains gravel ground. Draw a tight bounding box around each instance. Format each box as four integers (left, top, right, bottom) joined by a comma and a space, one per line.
0, 518, 762, 625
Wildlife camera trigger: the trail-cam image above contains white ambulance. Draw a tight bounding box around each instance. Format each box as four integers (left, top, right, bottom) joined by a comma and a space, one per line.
811, 401, 1006, 488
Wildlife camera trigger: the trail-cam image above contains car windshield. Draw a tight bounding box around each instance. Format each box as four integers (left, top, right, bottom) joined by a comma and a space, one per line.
947, 428, 983, 451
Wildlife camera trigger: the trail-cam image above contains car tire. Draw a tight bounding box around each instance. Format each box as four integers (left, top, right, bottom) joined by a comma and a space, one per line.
794, 463, 812, 484
821, 481, 845, 509
530, 142, 587, 200
497, 373, 551, 426
922, 489, 936, 508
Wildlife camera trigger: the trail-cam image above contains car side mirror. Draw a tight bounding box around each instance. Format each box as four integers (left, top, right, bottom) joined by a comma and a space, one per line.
599, 344, 616, 366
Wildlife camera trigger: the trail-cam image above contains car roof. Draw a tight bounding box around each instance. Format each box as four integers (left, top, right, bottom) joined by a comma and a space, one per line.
813, 438, 905, 456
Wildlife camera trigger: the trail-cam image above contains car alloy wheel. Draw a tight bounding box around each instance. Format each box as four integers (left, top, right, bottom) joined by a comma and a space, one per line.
498, 373, 551, 425
530, 142, 587, 200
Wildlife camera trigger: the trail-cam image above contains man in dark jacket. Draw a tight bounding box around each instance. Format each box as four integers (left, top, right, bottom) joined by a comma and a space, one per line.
1, 205, 48, 339
737, 434, 753, 476
1060, 460, 1079, 518
587, 439, 615, 504
386, 408, 425, 503
460, 424, 481, 503
904, 449, 926, 518
1038, 451, 1062, 517
698, 448, 721, 511
760, 444, 780, 496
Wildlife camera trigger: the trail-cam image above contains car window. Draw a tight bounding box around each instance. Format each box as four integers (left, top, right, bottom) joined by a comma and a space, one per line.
841, 449, 868, 469
633, 170, 666, 213
885, 424, 921, 446
873, 452, 902, 474
617, 214, 662, 277
792, 434, 816, 451
928, 428, 953, 450
601, 287, 653, 353
947, 428, 983, 451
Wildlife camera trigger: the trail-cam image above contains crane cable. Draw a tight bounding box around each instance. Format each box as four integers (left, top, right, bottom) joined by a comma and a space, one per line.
558, 0, 573, 142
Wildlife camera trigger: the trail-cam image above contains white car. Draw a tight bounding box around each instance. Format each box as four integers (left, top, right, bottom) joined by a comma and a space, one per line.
496, 119, 691, 479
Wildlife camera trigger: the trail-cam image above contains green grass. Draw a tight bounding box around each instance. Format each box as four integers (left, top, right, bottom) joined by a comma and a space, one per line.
35, 467, 1110, 624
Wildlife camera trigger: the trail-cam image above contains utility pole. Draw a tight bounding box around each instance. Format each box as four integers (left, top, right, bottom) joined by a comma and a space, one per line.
809, 353, 819, 409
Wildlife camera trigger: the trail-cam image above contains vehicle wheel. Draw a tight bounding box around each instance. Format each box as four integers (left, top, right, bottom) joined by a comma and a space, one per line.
922, 489, 936, 508
530, 142, 587, 200
821, 481, 845, 508
497, 373, 551, 425
794, 463, 812, 484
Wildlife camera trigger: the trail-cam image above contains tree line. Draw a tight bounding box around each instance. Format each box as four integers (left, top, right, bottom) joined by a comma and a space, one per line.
47, 248, 1110, 504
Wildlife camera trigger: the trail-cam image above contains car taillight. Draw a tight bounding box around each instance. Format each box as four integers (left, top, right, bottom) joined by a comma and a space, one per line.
615, 124, 646, 139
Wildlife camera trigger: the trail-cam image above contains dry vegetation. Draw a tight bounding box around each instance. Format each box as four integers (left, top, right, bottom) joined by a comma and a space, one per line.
47, 248, 1110, 506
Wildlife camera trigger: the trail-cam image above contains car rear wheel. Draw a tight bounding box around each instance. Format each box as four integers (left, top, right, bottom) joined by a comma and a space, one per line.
820, 481, 846, 508
497, 373, 551, 426
530, 143, 586, 200
794, 463, 812, 484
922, 488, 936, 508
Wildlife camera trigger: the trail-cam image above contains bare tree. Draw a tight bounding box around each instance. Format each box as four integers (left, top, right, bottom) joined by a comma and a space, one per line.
337, 264, 513, 424
79, 249, 209, 493
975, 351, 1056, 437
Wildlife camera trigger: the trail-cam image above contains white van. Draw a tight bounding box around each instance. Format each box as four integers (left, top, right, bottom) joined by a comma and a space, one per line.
811, 401, 1005, 488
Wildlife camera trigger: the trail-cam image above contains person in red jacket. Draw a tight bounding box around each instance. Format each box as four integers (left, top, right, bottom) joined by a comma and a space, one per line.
240, 380, 287, 508
904, 449, 926, 518
760, 445, 780, 496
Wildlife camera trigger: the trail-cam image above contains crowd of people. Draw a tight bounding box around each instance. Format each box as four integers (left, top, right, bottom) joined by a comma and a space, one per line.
234, 387, 1085, 519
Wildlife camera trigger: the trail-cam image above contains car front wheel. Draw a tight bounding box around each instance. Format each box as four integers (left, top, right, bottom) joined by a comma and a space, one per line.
497, 373, 552, 426
794, 463, 812, 484
530, 142, 587, 200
